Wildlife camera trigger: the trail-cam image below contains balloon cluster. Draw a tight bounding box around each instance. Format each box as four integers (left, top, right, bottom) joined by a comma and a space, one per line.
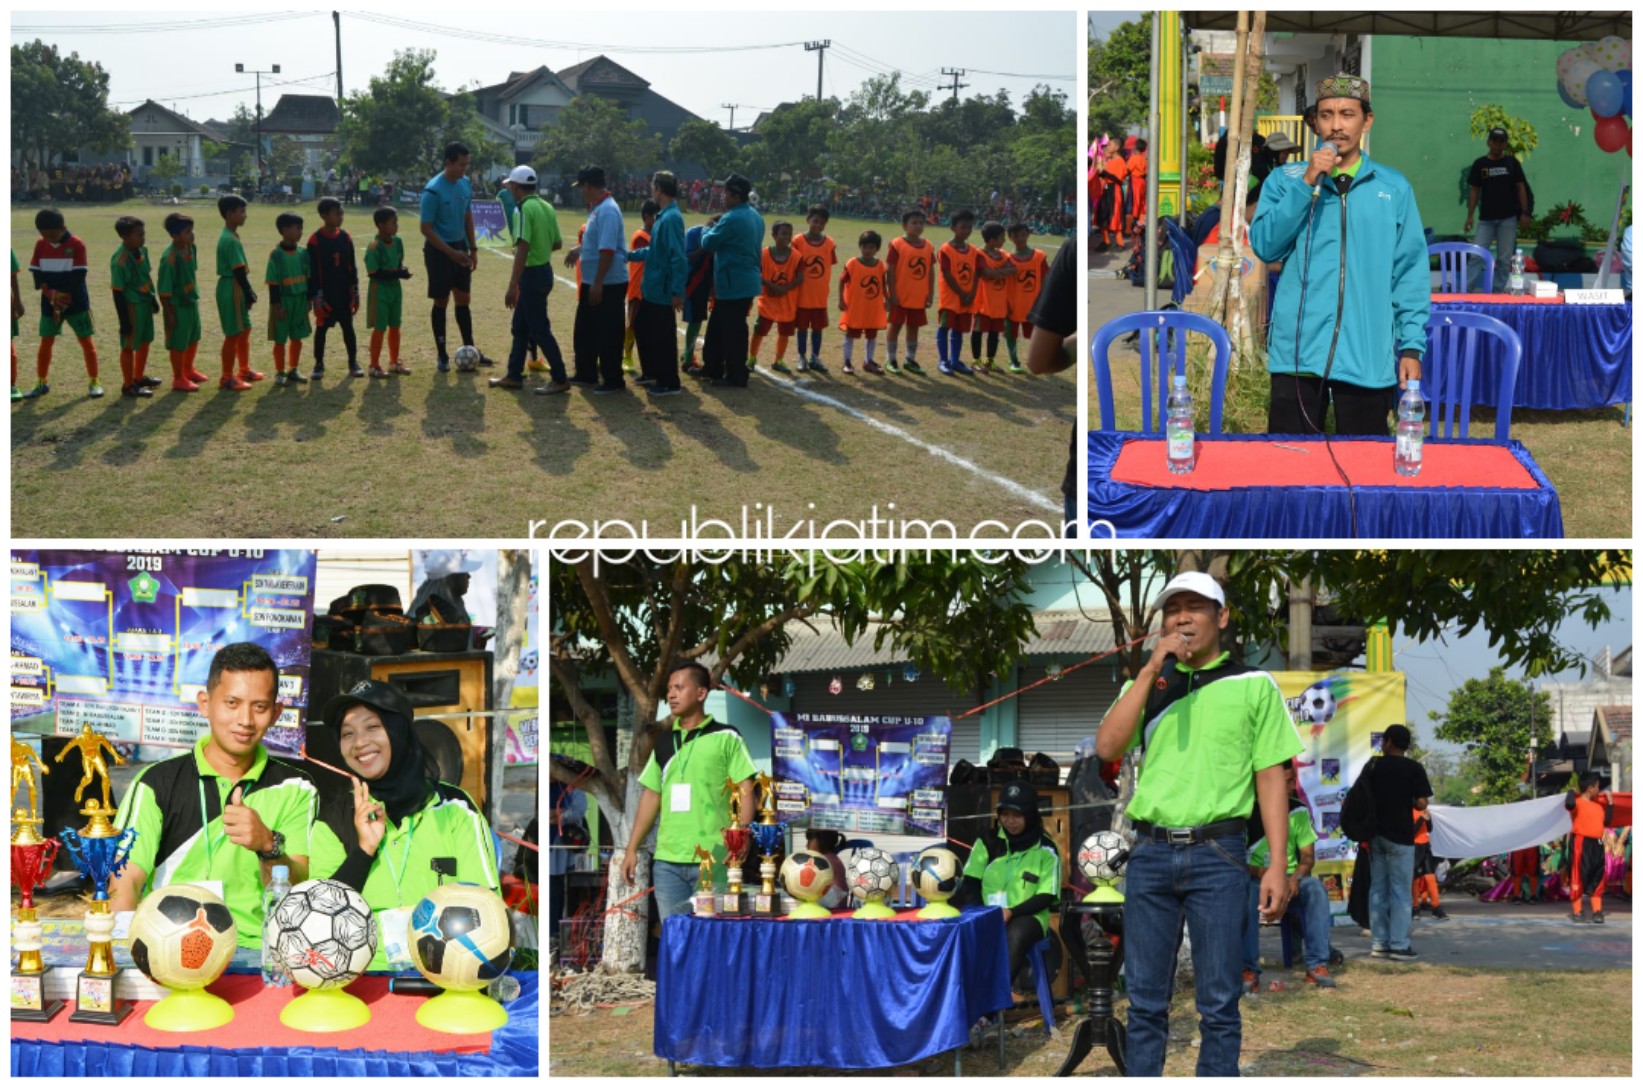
1557, 36, 1632, 156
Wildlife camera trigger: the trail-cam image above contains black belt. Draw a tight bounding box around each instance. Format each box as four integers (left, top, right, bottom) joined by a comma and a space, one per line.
1132, 818, 1244, 845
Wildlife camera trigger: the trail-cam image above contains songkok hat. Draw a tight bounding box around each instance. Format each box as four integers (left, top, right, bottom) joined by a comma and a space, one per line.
1315, 72, 1370, 104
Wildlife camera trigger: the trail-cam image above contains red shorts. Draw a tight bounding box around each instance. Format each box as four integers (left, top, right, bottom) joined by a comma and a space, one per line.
842, 327, 880, 340
888, 305, 928, 328
1013, 321, 1035, 338
974, 315, 1006, 333
793, 306, 829, 331
754, 316, 796, 336
940, 310, 973, 332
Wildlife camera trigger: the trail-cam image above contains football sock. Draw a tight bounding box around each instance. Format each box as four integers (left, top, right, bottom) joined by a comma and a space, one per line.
388, 327, 401, 364
431, 306, 448, 359
935, 327, 949, 366
865, 338, 877, 365
1004, 325, 1019, 362
775, 334, 790, 362
78, 337, 97, 380
184, 342, 204, 382
37, 336, 54, 381
133, 343, 149, 383
340, 319, 358, 364
970, 331, 983, 361
454, 305, 474, 348
370, 330, 383, 367
287, 341, 303, 371
810, 329, 823, 359
220, 335, 237, 379
237, 332, 253, 375
313, 322, 328, 364
273, 342, 286, 373
906, 341, 918, 363
986, 331, 999, 360
750, 331, 767, 359
842, 337, 855, 364
169, 350, 187, 384
119, 348, 134, 386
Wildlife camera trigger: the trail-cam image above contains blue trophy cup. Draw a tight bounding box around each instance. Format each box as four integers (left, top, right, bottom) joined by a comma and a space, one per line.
59, 798, 138, 1024
750, 820, 788, 916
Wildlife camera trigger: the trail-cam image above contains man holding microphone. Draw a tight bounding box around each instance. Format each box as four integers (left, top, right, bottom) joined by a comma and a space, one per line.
1251, 74, 1430, 436
1096, 572, 1304, 1077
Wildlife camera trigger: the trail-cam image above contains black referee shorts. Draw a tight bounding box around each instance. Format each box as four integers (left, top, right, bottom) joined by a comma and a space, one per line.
424, 241, 473, 300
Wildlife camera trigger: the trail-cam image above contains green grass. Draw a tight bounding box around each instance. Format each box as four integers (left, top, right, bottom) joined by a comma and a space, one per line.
12, 200, 1072, 538
1090, 321, 1631, 539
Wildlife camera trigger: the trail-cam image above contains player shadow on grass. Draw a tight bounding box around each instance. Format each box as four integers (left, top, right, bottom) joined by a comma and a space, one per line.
95, 391, 192, 468
701, 385, 847, 467
234, 375, 361, 450
1245, 1036, 1374, 1077
355, 377, 415, 438
419, 370, 491, 458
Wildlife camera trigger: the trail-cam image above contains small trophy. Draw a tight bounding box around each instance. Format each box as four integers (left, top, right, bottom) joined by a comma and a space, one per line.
59, 798, 138, 1025
691, 846, 717, 916
717, 778, 752, 915
12, 736, 65, 1022
749, 773, 788, 916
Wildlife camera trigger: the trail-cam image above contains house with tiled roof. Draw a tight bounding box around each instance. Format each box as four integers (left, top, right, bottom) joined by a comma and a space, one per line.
259, 94, 342, 172
470, 67, 576, 165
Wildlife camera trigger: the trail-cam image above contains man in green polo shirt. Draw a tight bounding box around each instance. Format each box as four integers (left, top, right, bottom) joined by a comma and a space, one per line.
1096, 572, 1303, 1077
621, 662, 756, 919
1243, 758, 1336, 993
111, 642, 316, 949
491, 164, 567, 392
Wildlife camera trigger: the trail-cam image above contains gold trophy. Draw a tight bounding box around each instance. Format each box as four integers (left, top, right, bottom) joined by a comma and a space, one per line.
691, 846, 717, 916
56, 729, 138, 1026
12, 738, 65, 1022
749, 773, 788, 916
717, 779, 753, 916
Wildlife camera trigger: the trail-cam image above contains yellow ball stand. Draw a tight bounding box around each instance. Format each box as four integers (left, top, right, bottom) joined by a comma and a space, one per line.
1089, 883, 1126, 904
280, 986, 371, 1032
415, 987, 509, 1033
852, 899, 896, 920
144, 987, 234, 1031
786, 899, 831, 919
916, 900, 960, 919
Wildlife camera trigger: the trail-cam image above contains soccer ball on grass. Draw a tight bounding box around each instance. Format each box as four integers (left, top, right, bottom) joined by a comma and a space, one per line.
453, 345, 482, 372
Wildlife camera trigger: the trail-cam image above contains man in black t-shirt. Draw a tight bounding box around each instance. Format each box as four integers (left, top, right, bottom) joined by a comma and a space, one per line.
1465, 128, 1532, 291
1365, 724, 1432, 961
1026, 238, 1076, 537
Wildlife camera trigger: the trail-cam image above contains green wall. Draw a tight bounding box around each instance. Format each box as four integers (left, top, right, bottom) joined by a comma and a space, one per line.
1371, 36, 1632, 237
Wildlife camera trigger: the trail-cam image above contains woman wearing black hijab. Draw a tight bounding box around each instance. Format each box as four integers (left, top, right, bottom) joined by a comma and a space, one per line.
956, 781, 1064, 991
308, 680, 501, 964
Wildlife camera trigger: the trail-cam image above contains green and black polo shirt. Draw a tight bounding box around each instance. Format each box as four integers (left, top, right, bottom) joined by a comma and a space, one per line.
638, 715, 756, 870
113, 737, 317, 948
962, 827, 1062, 934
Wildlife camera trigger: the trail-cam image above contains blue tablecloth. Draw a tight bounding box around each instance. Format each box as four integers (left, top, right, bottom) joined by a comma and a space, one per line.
10, 971, 539, 1077
1433, 300, 1632, 410
654, 907, 1012, 1070
1088, 432, 1564, 539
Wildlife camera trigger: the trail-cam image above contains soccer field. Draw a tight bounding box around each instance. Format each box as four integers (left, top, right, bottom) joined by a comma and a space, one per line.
11, 200, 1074, 539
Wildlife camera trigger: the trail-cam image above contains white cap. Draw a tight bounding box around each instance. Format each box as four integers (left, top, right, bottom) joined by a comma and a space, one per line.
506, 165, 538, 186
1156, 571, 1226, 608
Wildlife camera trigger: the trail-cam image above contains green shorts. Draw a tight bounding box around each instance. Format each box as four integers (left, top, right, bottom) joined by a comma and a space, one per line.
164, 304, 201, 351
39, 309, 94, 339
216, 277, 251, 336
366, 280, 402, 330
268, 302, 311, 345
120, 300, 155, 349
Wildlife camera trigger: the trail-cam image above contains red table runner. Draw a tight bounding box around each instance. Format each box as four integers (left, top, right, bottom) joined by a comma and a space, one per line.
1112, 438, 1541, 492
1431, 293, 1563, 304
19, 974, 492, 1055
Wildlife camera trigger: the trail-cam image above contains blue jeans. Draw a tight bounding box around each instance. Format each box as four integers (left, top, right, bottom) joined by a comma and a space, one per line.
1245, 876, 1334, 973
1473, 217, 1518, 292
1369, 836, 1416, 951
1124, 833, 1248, 1077
651, 859, 697, 921
508, 263, 566, 381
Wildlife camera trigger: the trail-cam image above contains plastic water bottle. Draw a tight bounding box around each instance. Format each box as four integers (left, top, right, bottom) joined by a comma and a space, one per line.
1166, 375, 1195, 474
1507, 248, 1527, 295
262, 864, 292, 987
1394, 380, 1425, 477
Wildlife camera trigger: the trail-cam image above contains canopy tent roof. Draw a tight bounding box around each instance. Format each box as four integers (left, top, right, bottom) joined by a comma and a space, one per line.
1179, 11, 1631, 41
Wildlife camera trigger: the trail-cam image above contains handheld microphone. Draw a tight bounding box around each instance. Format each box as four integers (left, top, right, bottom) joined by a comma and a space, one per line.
1311, 141, 1341, 199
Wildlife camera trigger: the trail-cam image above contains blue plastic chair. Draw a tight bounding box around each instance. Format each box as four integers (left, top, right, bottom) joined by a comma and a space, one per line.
1091, 310, 1233, 434
1423, 309, 1522, 442
1026, 935, 1057, 1032
1429, 241, 1494, 293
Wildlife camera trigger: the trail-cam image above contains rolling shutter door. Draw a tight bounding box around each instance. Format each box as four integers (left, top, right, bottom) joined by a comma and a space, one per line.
1016, 663, 1123, 775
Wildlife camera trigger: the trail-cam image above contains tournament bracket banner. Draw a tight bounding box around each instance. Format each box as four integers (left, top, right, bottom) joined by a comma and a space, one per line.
1274, 671, 1407, 916
770, 712, 951, 836
11, 549, 317, 756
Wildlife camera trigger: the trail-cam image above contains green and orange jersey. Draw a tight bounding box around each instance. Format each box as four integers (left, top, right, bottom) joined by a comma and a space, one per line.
886, 235, 935, 310
155, 242, 198, 306
216, 226, 247, 280
1006, 247, 1048, 322
972, 246, 1011, 318
790, 232, 837, 309
838, 256, 888, 331
363, 234, 405, 282
626, 228, 651, 303
264, 243, 309, 308
757, 246, 799, 324
109, 244, 154, 308
937, 240, 978, 312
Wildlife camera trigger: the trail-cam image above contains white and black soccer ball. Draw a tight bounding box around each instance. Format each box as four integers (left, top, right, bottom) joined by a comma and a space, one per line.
1300, 680, 1337, 727
271, 878, 377, 991
1077, 830, 1131, 885
910, 845, 963, 904
453, 345, 482, 372
845, 846, 900, 903
408, 882, 513, 992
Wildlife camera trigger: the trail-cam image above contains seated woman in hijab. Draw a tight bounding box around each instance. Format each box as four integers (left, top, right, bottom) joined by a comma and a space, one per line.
955, 780, 1063, 992
309, 681, 501, 965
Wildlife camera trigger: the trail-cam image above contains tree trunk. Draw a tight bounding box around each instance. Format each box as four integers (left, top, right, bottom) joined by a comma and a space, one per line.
596, 771, 651, 973
1203, 11, 1266, 369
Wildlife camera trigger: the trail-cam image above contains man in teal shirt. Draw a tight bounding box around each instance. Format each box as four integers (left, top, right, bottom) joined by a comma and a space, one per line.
698, 173, 765, 388
624, 170, 689, 396
491, 165, 565, 391
1242, 758, 1336, 993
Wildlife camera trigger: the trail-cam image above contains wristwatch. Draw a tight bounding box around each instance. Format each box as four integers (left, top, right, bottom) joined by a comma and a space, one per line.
258, 830, 285, 862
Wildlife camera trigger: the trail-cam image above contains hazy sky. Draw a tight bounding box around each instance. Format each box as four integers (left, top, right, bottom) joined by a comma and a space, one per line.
1087, 11, 1141, 42
13, 10, 1077, 130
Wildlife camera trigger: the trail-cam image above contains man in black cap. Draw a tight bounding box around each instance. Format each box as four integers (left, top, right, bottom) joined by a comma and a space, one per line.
1465, 127, 1532, 291
696, 173, 765, 388
565, 165, 630, 394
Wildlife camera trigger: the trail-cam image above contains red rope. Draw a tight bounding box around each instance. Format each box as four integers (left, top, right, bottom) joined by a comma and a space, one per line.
719, 683, 777, 714
951, 630, 1160, 720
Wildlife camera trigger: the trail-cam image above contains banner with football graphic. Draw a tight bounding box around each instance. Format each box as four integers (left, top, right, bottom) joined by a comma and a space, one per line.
1273, 671, 1407, 917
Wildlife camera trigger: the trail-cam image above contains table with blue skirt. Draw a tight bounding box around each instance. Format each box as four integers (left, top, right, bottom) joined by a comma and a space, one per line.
1431, 297, 1631, 411
654, 907, 1012, 1071
1087, 431, 1564, 539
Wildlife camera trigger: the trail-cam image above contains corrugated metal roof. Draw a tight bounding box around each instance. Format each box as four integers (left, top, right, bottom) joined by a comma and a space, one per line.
774, 613, 1117, 674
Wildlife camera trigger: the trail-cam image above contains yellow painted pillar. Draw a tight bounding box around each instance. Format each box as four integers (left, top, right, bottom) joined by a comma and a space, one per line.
1365, 619, 1394, 674
1158, 11, 1184, 218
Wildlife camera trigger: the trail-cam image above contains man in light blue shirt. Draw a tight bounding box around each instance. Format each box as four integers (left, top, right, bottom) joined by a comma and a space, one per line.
419, 142, 491, 372
565, 165, 630, 394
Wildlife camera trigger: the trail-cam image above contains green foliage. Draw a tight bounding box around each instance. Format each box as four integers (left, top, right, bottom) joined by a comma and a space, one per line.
338, 49, 504, 180
668, 117, 741, 180
1468, 105, 1539, 162
1430, 667, 1554, 804
11, 40, 131, 168
148, 153, 183, 187
1087, 14, 1151, 139
741, 98, 840, 191
266, 136, 303, 179
535, 95, 663, 187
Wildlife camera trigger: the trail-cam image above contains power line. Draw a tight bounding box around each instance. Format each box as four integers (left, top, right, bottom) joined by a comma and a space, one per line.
345, 12, 806, 55
967, 67, 1074, 81
109, 71, 337, 108
13, 12, 316, 35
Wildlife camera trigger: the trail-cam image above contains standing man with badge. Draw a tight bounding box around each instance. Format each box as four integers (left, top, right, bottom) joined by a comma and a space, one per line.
619, 663, 756, 919
1095, 572, 1304, 1076
110, 643, 316, 950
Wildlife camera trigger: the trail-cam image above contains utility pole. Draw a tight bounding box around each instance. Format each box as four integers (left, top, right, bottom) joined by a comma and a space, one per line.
721, 103, 739, 132
235, 62, 281, 182
941, 68, 969, 102
805, 40, 831, 101
333, 11, 343, 103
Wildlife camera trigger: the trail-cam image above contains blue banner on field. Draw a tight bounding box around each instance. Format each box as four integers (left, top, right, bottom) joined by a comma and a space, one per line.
473, 200, 508, 243
10, 549, 317, 756
770, 712, 950, 836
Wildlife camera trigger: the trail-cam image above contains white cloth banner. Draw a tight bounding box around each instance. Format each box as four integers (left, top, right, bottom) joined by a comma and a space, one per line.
1428, 794, 1570, 859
